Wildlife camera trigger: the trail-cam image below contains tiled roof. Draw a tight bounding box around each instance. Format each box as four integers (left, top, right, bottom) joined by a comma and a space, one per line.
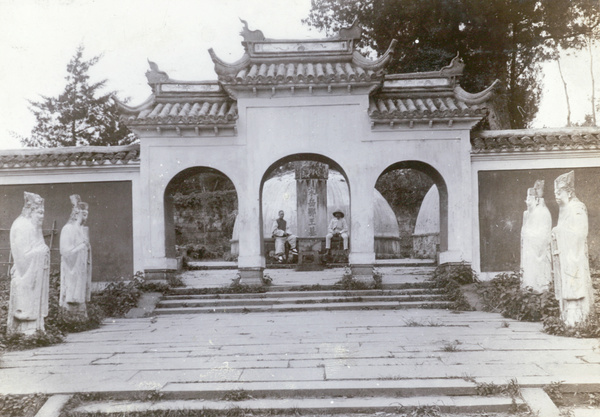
214, 61, 385, 85
119, 100, 237, 127
0, 144, 139, 169
369, 96, 488, 121
471, 129, 600, 153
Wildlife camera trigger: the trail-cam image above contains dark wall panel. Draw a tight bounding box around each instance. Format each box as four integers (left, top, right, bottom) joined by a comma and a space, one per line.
0, 181, 133, 281
479, 168, 600, 272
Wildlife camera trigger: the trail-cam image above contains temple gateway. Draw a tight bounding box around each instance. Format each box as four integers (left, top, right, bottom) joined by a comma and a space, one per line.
1, 23, 599, 286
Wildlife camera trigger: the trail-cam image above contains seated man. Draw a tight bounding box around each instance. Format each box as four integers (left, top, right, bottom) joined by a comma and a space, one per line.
271, 210, 298, 262
326, 209, 349, 252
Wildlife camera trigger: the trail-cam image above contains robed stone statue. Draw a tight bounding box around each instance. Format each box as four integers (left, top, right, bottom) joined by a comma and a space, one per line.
7, 192, 50, 335
520, 180, 552, 292
60, 195, 91, 317
551, 171, 595, 326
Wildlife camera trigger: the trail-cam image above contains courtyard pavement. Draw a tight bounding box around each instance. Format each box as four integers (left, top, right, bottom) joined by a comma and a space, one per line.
0, 267, 599, 411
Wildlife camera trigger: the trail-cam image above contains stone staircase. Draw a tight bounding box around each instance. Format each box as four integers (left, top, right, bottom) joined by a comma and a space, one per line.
67, 380, 528, 415
155, 272, 451, 315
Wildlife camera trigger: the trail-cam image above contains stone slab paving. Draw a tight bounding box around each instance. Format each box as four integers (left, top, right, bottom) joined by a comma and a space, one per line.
179, 265, 435, 289
0, 308, 599, 406
520, 388, 560, 417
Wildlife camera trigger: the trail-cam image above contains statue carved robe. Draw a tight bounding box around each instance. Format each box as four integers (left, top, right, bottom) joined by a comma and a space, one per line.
7, 194, 50, 335
551, 171, 595, 327
551, 197, 595, 326
60, 196, 90, 316
520, 183, 552, 292
60, 223, 88, 307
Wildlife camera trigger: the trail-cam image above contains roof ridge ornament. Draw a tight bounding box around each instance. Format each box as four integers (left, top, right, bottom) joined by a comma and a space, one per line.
439, 52, 464, 78
336, 17, 362, 41
146, 60, 170, 85
240, 18, 265, 42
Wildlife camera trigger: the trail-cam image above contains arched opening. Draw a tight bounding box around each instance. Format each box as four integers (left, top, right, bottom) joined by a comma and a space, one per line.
164, 167, 238, 263
251, 153, 350, 265
376, 162, 449, 261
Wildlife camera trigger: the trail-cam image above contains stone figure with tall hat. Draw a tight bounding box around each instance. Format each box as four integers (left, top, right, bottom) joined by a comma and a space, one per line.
79, 200, 92, 303
551, 171, 595, 326
7, 192, 50, 335
520, 180, 552, 292
59, 195, 90, 317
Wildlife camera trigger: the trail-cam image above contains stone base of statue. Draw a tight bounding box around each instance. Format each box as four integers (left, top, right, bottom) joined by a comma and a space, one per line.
62, 302, 88, 320
560, 297, 594, 327
7, 317, 44, 336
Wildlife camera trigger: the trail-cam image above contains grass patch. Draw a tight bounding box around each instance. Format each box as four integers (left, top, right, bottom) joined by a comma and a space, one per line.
440, 339, 462, 352
0, 393, 48, 417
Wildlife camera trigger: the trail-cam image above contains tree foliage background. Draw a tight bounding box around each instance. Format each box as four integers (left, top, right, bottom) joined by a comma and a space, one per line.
21, 46, 136, 147
304, 0, 600, 128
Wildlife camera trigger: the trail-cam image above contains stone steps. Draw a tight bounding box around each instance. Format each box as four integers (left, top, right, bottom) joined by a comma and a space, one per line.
156, 282, 450, 314
163, 287, 442, 299
65, 378, 528, 415
70, 394, 525, 415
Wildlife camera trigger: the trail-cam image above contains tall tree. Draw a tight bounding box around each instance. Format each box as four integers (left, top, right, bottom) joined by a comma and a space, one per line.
22, 45, 136, 147
304, 0, 600, 128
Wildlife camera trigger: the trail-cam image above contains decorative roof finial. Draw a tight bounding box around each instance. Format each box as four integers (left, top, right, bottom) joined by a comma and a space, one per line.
440, 52, 465, 78
145, 60, 169, 85
239, 18, 265, 42
337, 17, 362, 41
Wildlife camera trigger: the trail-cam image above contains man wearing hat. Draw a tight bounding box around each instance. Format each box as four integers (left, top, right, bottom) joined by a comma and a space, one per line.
551, 171, 595, 326
326, 209, 349, 253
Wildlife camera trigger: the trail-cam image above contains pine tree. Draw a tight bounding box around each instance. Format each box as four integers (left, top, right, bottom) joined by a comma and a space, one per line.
22, 45, 136, 147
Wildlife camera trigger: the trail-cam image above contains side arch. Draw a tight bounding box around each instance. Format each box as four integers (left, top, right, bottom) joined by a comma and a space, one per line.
163, 166, 239, 258
377, 161, 449, 253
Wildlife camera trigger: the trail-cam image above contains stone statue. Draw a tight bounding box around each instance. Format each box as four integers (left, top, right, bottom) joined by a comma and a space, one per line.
59, 195, 90, 317
551, 171, 595, 326
520, 180, 552, 292
79, 201, 92, 302
7, 192, 50, 335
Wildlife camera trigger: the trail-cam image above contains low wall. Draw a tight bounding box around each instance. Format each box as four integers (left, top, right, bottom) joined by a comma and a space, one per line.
0, 181, 134, 281
478, 168, 600, 272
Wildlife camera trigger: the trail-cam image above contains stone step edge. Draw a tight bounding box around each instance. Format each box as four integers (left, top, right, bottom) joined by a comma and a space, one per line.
70, 395, 525, 415
157, 295, 445, 307
164, 288, 442, 300
169, 282, 437, 294
154, 301, 454, 314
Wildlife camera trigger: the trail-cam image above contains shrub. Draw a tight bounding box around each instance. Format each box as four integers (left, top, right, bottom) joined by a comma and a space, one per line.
431, 263, 476, 310
478, 271, 557, 322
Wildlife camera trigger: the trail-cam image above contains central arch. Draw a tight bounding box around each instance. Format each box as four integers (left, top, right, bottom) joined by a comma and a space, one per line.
259, 153, 350, 262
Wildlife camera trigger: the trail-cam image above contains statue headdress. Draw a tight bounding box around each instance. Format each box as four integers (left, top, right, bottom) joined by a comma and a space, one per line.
526, 180, 544, 198
554, 171, 575, 192
78, 201, 89, 211
23, 192, 44, 210
69, 194, 81, 220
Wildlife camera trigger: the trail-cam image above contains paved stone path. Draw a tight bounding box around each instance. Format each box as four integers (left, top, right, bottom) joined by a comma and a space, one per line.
1, 266, 599, 416
0, 307, 599, 396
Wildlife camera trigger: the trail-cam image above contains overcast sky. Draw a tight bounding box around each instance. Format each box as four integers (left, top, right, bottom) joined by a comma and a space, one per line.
0, 0, 597, 150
